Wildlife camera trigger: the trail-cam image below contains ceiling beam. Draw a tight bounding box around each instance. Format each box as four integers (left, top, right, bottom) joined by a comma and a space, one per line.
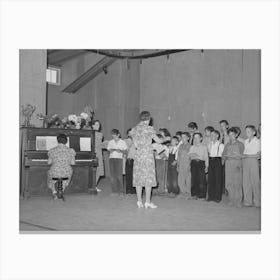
86, 49, 190, 59
62, 56, 117, 94
47, 50, 88, 66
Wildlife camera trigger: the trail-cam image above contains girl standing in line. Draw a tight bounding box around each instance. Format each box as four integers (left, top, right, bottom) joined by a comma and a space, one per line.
92, 120, 104, 192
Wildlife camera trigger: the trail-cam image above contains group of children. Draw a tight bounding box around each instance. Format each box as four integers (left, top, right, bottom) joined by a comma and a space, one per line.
47, 119, 261, 208
108, 120, 261, 208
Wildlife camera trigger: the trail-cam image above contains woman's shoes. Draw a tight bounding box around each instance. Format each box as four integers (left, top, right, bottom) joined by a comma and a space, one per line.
137, 201, 144, 208
137, 201, 158, 209
144, 202, 158, 209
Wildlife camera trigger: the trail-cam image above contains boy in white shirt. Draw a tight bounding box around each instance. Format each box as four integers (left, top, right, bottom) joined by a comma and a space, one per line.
207, 130, 224, 202
153, 134, 169, 195
107, 129, 127, 196
242, 125, 261, 207
166, 136, 180, 196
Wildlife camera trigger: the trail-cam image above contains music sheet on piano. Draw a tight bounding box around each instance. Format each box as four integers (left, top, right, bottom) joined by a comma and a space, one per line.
36, 136, 70, 150
79, 137, 91, 151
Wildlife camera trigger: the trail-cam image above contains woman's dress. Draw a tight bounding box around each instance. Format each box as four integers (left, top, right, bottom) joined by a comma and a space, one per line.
131, 123, 157, 188
95, 131, 104, 183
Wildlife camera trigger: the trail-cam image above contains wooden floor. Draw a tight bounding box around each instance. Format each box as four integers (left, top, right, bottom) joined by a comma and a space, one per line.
20, 178, 261, 232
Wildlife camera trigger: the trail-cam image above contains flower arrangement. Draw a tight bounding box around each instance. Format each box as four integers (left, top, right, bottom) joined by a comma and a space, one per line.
83, 105, 95, 122
37, 108, 93, 130
37, 113, 63, 128
21, 104, 36, 127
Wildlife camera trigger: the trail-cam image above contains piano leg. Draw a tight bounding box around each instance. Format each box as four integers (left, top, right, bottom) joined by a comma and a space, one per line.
23, 167, 30, 199
88, 166, 97, 195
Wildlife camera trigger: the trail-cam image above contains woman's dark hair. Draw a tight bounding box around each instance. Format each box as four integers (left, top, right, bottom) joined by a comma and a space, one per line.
205, 126, 214, 132
233, 126, 241, 137
172, 136, 179, 142
139, 111, 151, 122
176, 131, 183, 137
111, 129, 121, 137
126, 128, 132, 135
148, 117, 154, 126
92, 120, 102, 132
219, 120, 229, 126
159, 128, 171, 137
245, 125, 257, 136
57, 134, 68, 144
193, 132, 203, 142
187, 122, 198, 130
212, 130, 221, 140
228, 127, 238, 136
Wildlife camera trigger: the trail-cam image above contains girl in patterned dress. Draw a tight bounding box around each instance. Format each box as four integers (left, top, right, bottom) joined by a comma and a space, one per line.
130, 111, 162, 209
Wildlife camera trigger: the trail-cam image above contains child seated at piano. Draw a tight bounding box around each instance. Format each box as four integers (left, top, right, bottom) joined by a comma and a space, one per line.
47, 134, 76, 199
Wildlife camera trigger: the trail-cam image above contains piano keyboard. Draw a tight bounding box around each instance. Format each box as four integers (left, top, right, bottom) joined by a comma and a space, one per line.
31, 159, 93, 162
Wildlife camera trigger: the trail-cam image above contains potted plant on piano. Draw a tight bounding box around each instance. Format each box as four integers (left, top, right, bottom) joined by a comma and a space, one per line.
21, 104, 36, 127
37, 113, 64, 128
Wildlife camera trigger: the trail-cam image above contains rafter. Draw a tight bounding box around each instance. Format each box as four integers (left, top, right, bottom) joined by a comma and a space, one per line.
62, 56, 117, 94
47, 49, 88, 66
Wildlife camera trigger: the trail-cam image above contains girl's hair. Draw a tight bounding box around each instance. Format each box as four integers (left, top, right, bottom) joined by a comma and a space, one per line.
212, 130, 221, 140
111, 129, 121, 137
139, 111, 151, 121
92, 120, 102, 132
182, 131, 191, 138
233, 126, 241, 137
176, 131, 183, 136
245, 125, 257, 136
126, 128, 132, 135
205, 126, 214, 132
159, 128, 171, 137
228, 127, 238, 136
57, 134, 68, 144
172, 136, 179, 143
193, 132, 203, 142
187, 122, 198, 130
219, 120, 229, 126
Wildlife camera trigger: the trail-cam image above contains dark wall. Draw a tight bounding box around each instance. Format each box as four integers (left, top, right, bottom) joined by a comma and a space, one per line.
47, 50, 261, 140
20, 49, 47, 127
47, 54, 140, 140
140, 50, 261, 136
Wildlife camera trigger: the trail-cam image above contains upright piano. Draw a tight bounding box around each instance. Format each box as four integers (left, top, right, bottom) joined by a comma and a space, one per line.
20, 127, 98, 197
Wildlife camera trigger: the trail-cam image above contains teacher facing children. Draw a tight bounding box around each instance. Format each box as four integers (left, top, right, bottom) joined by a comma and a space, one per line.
130, 111, 162, 209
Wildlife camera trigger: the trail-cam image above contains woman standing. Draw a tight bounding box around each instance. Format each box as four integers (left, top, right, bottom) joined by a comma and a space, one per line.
130, 111, 162, 209
92, 120, 105, 191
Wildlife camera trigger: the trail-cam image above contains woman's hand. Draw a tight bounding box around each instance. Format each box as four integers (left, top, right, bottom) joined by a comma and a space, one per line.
205, 166, 208, 173
171, 160, 177, 166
